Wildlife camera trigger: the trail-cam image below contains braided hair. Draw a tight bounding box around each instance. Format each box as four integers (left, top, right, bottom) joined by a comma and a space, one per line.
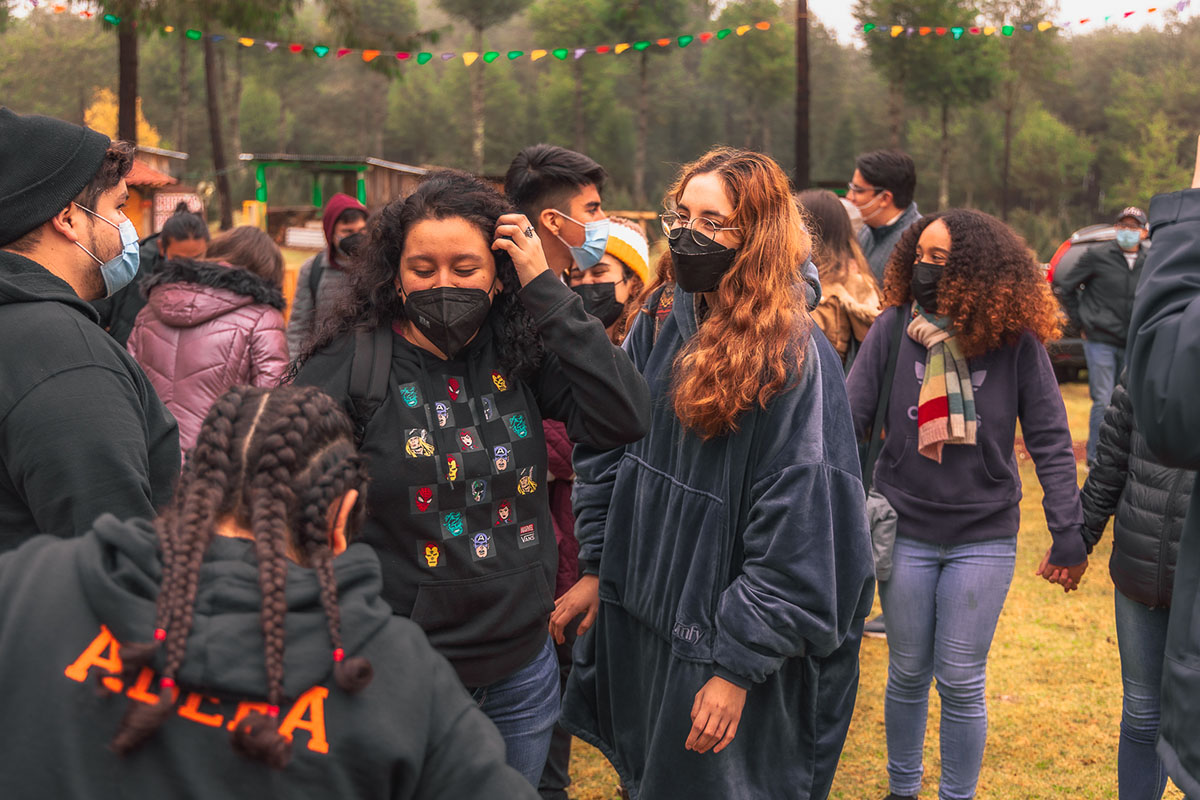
110, 386, 372, 768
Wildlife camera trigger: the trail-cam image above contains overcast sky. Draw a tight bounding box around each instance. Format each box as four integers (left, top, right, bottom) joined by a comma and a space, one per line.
808, 0, 1196, 46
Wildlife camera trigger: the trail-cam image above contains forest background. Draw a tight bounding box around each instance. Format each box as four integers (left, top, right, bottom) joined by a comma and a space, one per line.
2, 0, 1197, 259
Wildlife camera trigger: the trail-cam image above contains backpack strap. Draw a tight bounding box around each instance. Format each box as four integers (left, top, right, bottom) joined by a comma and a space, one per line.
347, 325, 393, 444
651, 284, 675, 344
862, 305, 907, 494
308, 252, 327, 314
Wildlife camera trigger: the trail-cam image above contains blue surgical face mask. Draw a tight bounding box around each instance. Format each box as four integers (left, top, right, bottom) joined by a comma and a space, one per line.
554, 213, 610, 270
74, 204, 141, 297
1115, 229, 1141, 251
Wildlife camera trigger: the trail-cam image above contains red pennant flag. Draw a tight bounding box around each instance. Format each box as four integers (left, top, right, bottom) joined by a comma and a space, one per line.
337, 48, 351, 58
699, 31, 714, 42
969, 26, 980, 34
935, 27, 947, 35
289, 43, 303, 53
594, 45, 611, 53
656, 38, 671, 46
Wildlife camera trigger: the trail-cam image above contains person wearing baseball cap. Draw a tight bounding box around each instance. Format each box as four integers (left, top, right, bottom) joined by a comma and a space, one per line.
1052, 204, 1149, 466
0, 108, 179, 549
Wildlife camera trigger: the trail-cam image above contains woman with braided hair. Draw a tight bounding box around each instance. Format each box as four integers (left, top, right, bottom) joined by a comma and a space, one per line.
292, 169, 650, 785
0, 385, 537, 798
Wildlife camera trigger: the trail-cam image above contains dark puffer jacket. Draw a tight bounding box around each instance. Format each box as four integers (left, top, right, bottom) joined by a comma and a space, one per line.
1080, 376, 1195, 608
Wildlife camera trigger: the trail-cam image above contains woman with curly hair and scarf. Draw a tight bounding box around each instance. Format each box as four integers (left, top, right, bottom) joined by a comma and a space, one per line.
845, 210, 1089, 800
291, 170, 649, 786
553, 147, 875, 798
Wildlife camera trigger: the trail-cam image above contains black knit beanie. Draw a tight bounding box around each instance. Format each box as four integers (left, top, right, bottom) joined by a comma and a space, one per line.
0, 107, 111, 247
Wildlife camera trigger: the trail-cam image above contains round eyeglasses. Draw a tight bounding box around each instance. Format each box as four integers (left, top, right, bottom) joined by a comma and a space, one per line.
660, 212, 741, 246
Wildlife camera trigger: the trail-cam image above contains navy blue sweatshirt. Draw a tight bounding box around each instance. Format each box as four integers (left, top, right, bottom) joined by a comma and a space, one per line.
846, 305, 1086, 566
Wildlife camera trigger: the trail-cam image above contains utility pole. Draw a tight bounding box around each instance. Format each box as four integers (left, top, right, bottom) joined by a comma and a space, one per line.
795, 0, 809, 189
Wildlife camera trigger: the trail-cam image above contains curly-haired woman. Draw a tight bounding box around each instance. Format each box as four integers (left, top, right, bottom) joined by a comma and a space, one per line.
552, 147, 874, 798
845, 210, 1089, 800
0, 385, 538, 798
291, 170, 650, 785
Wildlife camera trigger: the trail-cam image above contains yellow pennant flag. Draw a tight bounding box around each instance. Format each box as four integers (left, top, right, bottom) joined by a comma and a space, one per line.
736, 24, 751, 36
463, 52, 479, 66
531, 49, 548, 61
238, 37, 255, 47
614, 42, 630, 54
1037, 21, 1053, 31
983, 26, 996, 35
891, 25, 904, 37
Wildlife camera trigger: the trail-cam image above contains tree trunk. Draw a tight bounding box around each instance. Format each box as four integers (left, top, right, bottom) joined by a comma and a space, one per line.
117, 15, 138, 144
634, 52, 649, 208
204, 35, 233, 230
1000, 83, 1017, 222
794, 0, 809, 188
888, 79, 903, 150
938, 101, 951, 211
470, 25, 485, 175
572, 58, 586, 153
227, 43, 244, 160
762, 108, 772, 155
176, 34, 189, 153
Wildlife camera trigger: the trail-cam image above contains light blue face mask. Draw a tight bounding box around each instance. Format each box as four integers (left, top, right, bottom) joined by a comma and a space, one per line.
554, 213, 610, 270
1115, 229, 1142, 251
74, 203, 140, 297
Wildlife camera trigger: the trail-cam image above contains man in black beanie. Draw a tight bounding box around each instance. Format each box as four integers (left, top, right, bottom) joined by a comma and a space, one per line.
0, 107, 179, 550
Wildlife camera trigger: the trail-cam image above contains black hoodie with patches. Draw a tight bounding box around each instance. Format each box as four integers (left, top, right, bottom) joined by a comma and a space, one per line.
0, 249, 180, 550
295, 271, 651, 687
0, 516, 538, 799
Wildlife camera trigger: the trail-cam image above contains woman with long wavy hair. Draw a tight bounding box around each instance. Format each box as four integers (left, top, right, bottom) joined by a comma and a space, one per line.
290, 170, 649, 786
845, 210, 1088, 800
551, 147, 875, 798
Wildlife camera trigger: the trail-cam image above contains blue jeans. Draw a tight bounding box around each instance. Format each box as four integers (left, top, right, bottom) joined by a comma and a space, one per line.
1113, 589, 1189, 800
472, 635, 560, 787
1084, 341, 1125, 463
880, 535, 1016, 800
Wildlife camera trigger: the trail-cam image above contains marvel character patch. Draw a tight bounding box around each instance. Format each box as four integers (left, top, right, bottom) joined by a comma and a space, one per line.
405, 429, 435, 458
517, 467, 538, 496
441, 511, 465, 539
423, 542, 442, 567
469, 479, 490, 505
517, 522, 538, 549
504, 412, 530, 440
494, 499, 514, 526
471, 532, 495, 561
446, 377, 462, 401
444, 453, 460, 483
411, 486, 437, 514
480, 394, 498, 422
398, 382, 422, 408
492, 444, 512, 474
491, 371, 508, 392
435, 401, 454, 429
457, 427, 482, 452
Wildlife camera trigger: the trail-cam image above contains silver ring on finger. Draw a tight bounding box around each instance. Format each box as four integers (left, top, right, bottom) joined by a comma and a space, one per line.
523, 225, 535, 239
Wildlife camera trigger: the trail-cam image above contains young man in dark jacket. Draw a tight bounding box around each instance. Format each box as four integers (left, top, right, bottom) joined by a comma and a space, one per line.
1053, 206, 1148, 464
849, 149, 922, 286
0, 108, 179, 550
1080, 374, 1195, 799
1126, 135, 1200, 799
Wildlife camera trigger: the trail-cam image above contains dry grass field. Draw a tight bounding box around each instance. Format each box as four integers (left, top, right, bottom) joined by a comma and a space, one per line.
566, 382, 1188, 799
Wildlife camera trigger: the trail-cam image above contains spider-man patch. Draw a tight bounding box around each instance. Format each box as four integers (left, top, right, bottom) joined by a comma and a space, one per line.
410, 486, 437, 514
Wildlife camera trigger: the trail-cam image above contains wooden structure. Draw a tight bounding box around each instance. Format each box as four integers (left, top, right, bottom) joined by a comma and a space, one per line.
126, 145, 201, 235
238, 153, 429, 211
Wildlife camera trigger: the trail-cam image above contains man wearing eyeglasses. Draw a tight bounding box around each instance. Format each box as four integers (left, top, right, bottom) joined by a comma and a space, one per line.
1053, 206, 1149, 467
848, 150, 921, 285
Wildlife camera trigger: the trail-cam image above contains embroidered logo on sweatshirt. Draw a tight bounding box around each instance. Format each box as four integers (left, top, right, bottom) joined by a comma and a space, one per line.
471, 532, 495, 560
435, 401, 454, 428
398, 382, 422, 408
446, 377, 462, 401
411, 486, 436, 514
672, 622, 702, 644
518, 522, 538, 549
423, 542, 442, 567
469, 479, 490, 505
492, 444, 512, 474
494, 499, 515, 526
517, 467, 538, 496
404, 429, 435, 458
491, 371, 509, 392
445, 453, 460, 483
504, 412, 530, 439
441, 510, 465, 538
457, 427, 482, 452
480, 394, 498, 422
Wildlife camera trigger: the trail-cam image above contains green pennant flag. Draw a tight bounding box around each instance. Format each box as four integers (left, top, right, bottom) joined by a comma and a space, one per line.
185, 29, 203, 40
678, 34, 694, 47
633, 40, 650, 50
508, 50, 523, 60
313, 45, 330, 57
483, 51, 499, 62
417, 52, 432, 64
716, 29, 732, 39
552, 48, 569, 59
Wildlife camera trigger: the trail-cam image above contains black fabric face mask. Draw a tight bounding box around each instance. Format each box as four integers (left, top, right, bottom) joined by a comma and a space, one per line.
338, 232, 366, 259
668, 230, 738, 294
572, 282, 624, 328
911, 261, 944, 314
401, 286, 492, 360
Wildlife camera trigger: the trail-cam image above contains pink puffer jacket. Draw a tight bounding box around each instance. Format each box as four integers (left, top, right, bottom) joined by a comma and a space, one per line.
127, 259, 288, 457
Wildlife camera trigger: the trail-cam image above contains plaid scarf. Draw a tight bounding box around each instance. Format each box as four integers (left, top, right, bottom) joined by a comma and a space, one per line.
907, 305, 976, 462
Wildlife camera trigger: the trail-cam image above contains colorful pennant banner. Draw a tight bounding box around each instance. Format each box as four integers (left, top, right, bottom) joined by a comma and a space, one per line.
90, 15, 773, 65
863, 1, 1191, 37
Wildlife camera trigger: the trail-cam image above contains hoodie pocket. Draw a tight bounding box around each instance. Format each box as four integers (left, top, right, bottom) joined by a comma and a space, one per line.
409, 562, 554, 650
881, 435, 1012, 504
601, 455, 728, 660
